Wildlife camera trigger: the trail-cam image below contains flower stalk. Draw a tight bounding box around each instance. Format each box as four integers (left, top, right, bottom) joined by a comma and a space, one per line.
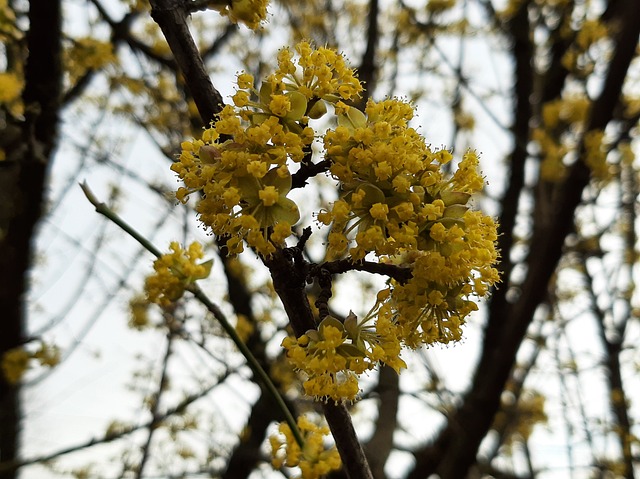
80, 182, 304, 449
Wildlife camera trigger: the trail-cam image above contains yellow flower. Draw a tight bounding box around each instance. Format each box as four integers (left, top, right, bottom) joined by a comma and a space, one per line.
369, 202, 389, 221
129, 295, 151, 330
216, 0, 268, 30
64, 37, 115, 83
232, 90, 250, 107
1, 347, 30, 384
145, 242, 212, 306
269, 94, 292, 117
1, 342, 60, 384
270, 415, 341, 478
0, 72, 22, 104
236, 72, 254, 89
236, 167, 300, 229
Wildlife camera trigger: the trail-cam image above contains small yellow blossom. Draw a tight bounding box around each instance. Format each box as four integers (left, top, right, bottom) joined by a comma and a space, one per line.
145, 242, 212, 306
129, 295, 151, 330
0, 72, 22, 104
215, 0, 268, 30
64, 37, 116, 83
270, 415, 341, 478
232, 90, 250, 107
1, 342, 60, 384
259, 185, 279, 206
269, 95, 292, 117
237, 72, 254, 89
369, 203, 389, 221
1, 347, 30, 384
33, 343, 61, 368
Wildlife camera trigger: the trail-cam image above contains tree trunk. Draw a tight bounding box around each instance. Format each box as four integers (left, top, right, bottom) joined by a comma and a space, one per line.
0, 1, 62, 477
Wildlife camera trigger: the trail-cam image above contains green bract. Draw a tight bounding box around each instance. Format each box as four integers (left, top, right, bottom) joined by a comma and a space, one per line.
236, 168, 300, 228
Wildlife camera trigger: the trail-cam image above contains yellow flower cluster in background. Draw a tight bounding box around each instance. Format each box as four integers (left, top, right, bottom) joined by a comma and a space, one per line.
0, 71, 21, 104
64, 37, 116, 84
493, 389, 548, 451
1, 342, 60, 384
270, 415, 341, 479
534, 94, 617, 182
145, 242, 212, 307
213, 0, 269, 30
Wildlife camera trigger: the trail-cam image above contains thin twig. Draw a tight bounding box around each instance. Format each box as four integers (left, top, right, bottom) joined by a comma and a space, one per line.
79, 183, 304, 448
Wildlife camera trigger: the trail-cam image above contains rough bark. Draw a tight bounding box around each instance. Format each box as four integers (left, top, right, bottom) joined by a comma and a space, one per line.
0, 1, 62, 477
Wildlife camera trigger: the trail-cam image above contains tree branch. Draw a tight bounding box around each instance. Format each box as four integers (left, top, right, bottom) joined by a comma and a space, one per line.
149, 0, 224, 124
408, 1, 640, 476
0, 1, 62, 477
315, 259, 412, 283
265, 248, 374, 478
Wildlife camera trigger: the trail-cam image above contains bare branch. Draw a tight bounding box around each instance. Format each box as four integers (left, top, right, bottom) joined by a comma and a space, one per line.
149, 0, 224, 124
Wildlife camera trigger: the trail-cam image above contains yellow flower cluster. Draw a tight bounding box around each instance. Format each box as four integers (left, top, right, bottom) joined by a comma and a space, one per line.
129, 294, 151, 330
270, 415, 341, 479
64, 37, 116, 83
283, 310, 405, 402
494, 389, 547, 450
145, 242, 212, 306
172, 42, 499, 401
280, 96, 498, 400
214, 0, 269, 30
319, 100, 499, 346
560, 17, 609, 76
1, 342, 60, 384
0, 71, 22, 104
534, 95, 613, 182
172, 42, 362, 257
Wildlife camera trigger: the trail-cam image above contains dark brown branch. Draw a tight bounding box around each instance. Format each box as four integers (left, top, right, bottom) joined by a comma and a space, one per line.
316, 259, 412, 283
62, 70, 96, 105
408, 0, 640, 476
322, 402, 374, 479
356, 0, 379, 106
485, 0, 534, 350
149, 0, 224, 124
135, 331, 174, 479
265, 249, 373, 478
89, 0, 177, 68
363, 365, 400, 479
291, 159, 332, 189
580, 184, 636, 479
264, 249, 316, 337
314, 268, 333, 321
0, 1, 62, 477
